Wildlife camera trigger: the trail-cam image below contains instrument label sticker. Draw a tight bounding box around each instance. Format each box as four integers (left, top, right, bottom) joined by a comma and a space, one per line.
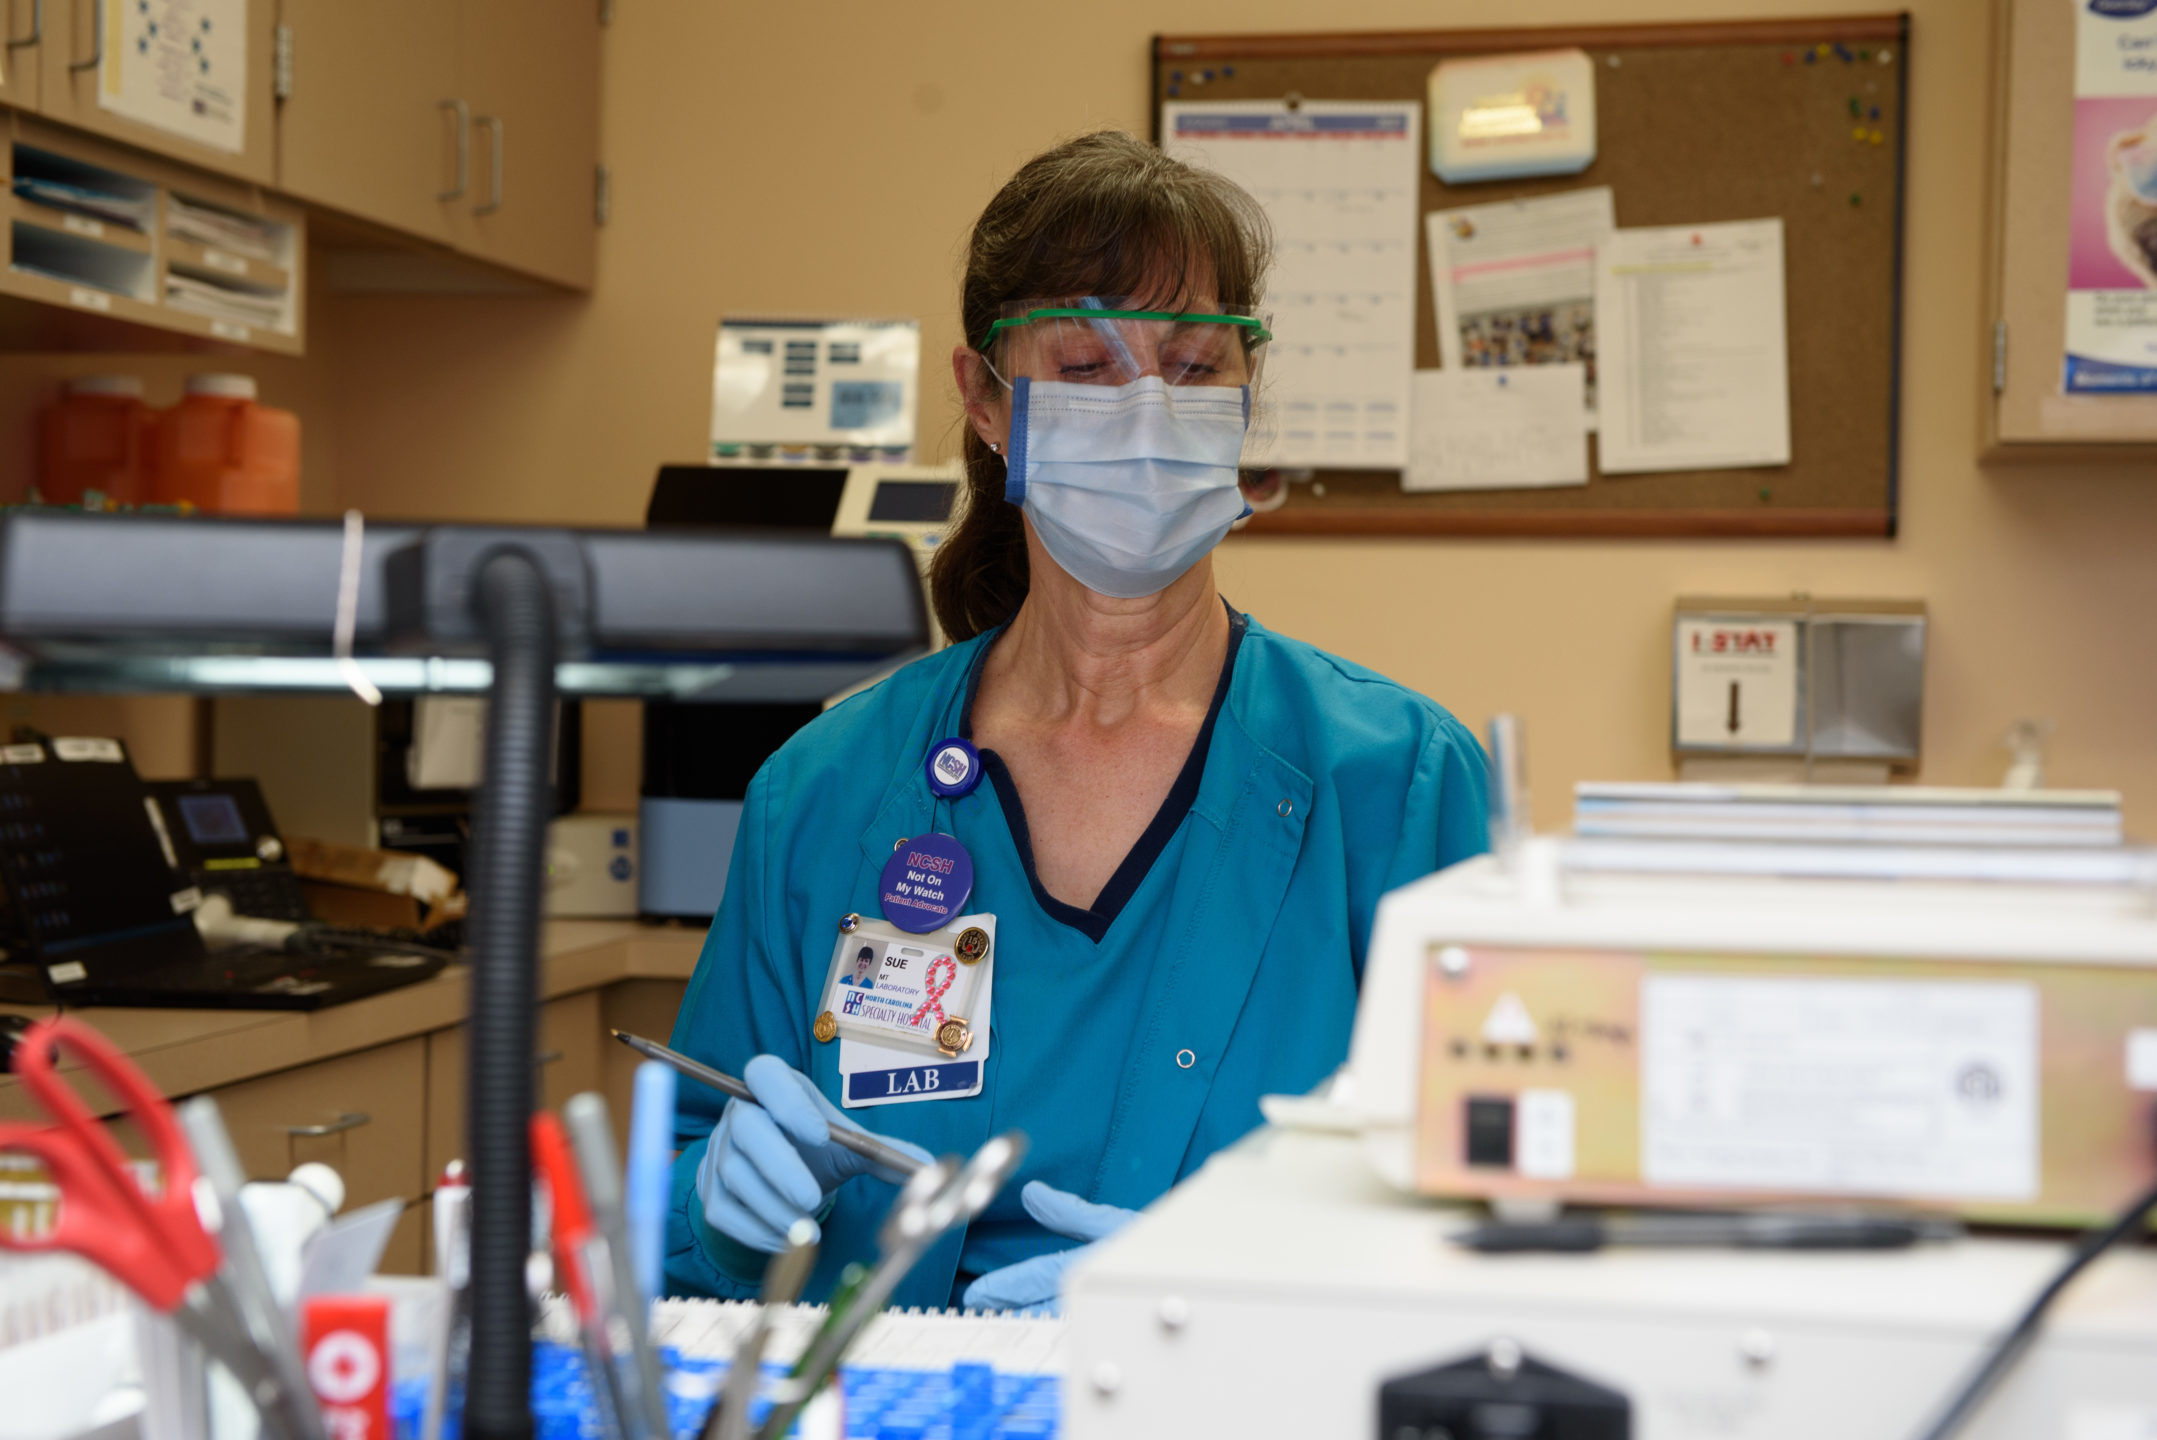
1640, 973, 2039, 1200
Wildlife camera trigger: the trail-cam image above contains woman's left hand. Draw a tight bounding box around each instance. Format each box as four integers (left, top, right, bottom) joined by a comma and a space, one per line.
960, 1181, 1137, 1315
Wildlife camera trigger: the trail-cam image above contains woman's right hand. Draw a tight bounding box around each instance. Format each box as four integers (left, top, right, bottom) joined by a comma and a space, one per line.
694, 1053, 931, 1252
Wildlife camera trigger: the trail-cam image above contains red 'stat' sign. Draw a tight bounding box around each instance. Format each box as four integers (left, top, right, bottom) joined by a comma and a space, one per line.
1690, 628, 1781, 655
302, 1295, 391, 1440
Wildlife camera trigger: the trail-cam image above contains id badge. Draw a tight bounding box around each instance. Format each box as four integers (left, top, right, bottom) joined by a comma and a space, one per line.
815, 912, 995, 1109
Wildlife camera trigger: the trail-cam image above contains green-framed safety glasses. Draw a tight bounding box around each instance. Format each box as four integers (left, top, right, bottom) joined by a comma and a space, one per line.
974, 303, 1273, 389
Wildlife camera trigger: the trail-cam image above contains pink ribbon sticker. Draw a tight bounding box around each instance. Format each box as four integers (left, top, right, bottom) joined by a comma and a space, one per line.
909, 954, 957, 1029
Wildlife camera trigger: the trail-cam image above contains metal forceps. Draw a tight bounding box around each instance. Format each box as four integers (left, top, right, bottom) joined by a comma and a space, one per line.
0, 1016, 322, 1440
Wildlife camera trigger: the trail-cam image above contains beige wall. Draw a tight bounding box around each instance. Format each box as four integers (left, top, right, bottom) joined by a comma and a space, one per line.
14, 0, 2155, 828
320, 0, 2157, 831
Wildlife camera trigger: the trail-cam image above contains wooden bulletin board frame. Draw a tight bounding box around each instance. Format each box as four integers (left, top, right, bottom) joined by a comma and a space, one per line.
1151, 15, 1910, 538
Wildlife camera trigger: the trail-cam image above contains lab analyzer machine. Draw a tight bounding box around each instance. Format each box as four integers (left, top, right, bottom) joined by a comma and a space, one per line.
1062, 790, 2157, 1440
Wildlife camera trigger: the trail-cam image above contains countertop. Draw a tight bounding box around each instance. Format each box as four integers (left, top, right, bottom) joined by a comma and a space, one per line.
0, 920, 707, 1119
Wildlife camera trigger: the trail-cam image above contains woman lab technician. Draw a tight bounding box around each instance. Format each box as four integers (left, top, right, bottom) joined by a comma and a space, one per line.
665, 131, 1489, 1312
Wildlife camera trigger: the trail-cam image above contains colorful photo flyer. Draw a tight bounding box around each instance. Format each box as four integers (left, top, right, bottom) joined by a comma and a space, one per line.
2066, 2, 2157, 392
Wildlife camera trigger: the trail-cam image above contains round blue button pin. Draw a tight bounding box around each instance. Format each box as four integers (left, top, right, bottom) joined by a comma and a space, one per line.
879, 831, 974, 934
924, 736, 982, 798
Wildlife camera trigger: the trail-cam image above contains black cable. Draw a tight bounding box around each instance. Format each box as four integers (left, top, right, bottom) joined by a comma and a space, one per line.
463, 550, 557, 1440
1910, 1177, 2157, 1440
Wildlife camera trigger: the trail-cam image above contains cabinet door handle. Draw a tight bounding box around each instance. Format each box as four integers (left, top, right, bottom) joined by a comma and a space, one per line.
438, 98, 469, 201
474, 115, 503, 216
535, 1050, 565, 1067
66, 0, 94, 71
283, 1111, 372, 1138
7, 0, 42, 52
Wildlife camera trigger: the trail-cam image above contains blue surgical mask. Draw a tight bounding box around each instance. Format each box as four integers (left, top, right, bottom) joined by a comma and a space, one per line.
1005, 376, 1251, 600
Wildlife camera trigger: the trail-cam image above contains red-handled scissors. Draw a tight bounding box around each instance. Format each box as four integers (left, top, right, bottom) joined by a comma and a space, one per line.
0, 1016, 307, 1435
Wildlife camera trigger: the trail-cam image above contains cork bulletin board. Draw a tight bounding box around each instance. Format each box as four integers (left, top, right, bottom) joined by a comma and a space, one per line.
1152, 15, 1911, 537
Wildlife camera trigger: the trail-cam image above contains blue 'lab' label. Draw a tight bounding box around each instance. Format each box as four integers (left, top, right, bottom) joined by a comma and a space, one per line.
846, 1061, 979, 1101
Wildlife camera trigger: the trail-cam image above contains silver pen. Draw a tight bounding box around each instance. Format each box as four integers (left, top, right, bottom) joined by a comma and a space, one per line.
608, 1029, 926, 1178
564, 1094, 671, 1440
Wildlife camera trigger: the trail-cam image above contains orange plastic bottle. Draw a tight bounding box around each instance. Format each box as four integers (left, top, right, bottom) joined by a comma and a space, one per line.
36, 375, 157, 507
150, 374, 301, 515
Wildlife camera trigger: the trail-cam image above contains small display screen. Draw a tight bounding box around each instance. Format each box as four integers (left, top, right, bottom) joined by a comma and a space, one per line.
176, 792, 248, 846
830, 380, 903, 431
867, 480, 957, 524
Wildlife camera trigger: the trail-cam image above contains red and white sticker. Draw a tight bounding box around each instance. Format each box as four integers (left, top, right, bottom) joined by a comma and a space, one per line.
302, 1297, 390, 1440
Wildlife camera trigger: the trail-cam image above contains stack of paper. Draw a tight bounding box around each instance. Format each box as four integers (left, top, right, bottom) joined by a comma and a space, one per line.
1576, 782, 2125, 847
166, 194, 283, 262
165, 273, 285, 327
10, 176, 153, 231
1566, 782, 2141, 887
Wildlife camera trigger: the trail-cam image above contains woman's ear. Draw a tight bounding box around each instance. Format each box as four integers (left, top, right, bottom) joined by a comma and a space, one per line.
951, 346, 1010, 451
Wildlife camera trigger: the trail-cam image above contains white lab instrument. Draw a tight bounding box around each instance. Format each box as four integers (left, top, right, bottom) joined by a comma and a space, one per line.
711, 318, 920, 463
1059, 793, 2157, 1438
543, 814, 638, 919
1350, 843, 2157, 1224
1061, 1124, 2157, 1440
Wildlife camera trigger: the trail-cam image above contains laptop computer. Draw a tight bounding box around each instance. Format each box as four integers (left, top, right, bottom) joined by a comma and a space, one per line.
0, 737, 448, 1011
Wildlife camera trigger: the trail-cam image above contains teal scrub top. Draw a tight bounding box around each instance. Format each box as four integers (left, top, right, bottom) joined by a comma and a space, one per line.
664, 609, 1489, 1308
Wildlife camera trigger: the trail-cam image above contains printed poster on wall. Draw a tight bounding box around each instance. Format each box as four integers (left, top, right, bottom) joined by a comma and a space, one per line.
2066, 0, 2157, 391
100, 0, 247, 156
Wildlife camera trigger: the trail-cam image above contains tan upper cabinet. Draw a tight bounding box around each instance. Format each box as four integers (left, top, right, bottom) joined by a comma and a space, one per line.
445, 0, 598, 289
37, 0, 275, 185
2, 0, 43, 108
274, 0, 458, 243
276, 0, 596, 290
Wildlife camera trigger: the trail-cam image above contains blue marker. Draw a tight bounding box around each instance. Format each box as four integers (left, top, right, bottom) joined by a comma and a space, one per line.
626, 1059, 677, 1304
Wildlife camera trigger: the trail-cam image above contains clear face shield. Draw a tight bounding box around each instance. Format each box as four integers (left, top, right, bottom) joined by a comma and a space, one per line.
975, 300, 1271, 392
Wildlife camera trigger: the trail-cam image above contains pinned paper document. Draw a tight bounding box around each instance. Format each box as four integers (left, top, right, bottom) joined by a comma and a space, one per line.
1165, 100, 1422, 468
99, 0, 248, 155
1405, 366, 1588, 492
1429, 188, 1611, 424
1595, 219, 1792, 474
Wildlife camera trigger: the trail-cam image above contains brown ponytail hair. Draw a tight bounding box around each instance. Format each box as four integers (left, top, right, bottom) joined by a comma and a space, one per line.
929, 131, 1272, 641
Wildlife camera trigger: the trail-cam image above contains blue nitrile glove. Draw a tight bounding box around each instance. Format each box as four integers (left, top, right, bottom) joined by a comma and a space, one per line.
960, 1181, 1137, 1315
695, 1054, 932, 1253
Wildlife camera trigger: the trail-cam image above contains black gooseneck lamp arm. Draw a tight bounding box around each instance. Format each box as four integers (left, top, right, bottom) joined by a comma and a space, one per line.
464, 549, 557, 1440
392, 531, 590, 1440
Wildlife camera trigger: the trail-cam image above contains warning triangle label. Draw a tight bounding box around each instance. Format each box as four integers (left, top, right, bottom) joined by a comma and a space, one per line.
1481, 991, 1539, 1046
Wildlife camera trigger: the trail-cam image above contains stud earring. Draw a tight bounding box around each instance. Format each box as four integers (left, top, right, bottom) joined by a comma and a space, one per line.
987, 441, 1001, 453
